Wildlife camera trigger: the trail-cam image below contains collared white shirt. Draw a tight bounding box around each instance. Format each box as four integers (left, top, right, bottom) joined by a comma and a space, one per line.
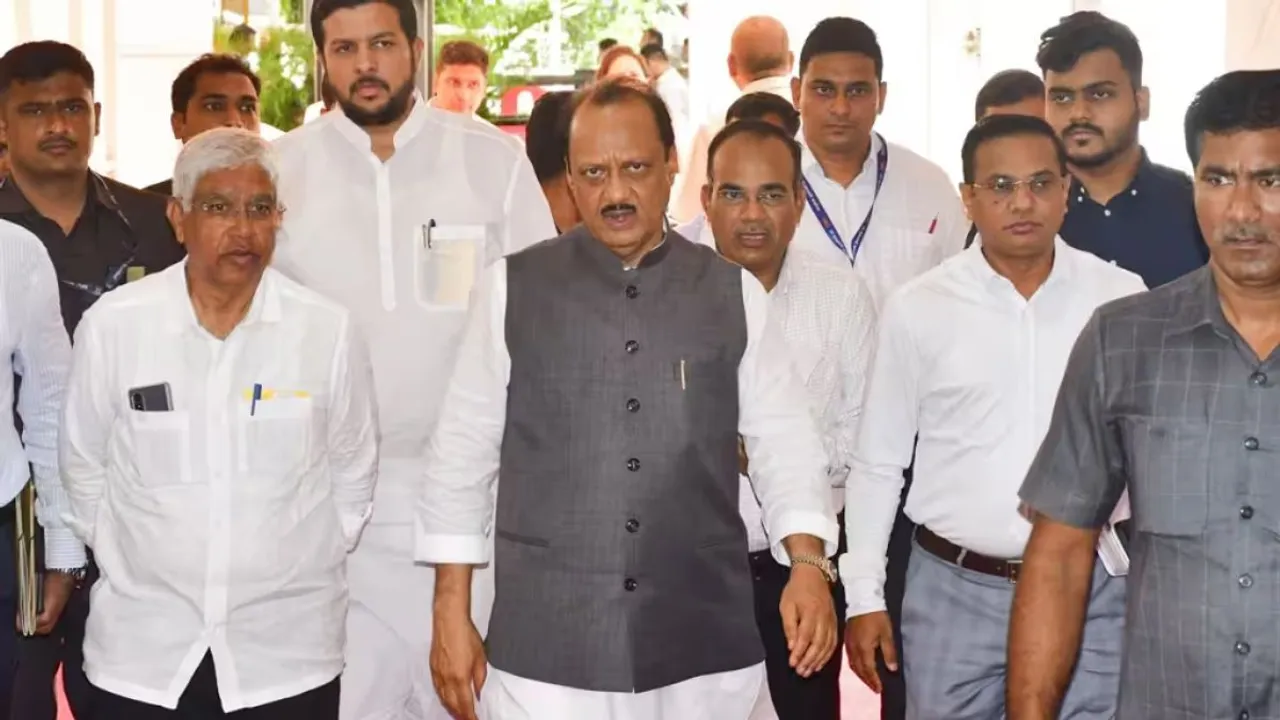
796, 134, 969, 311
272, 97, 555, 517
671, 74, 794, 223
675, 223, 878, 553
0, 220, 80, 568
655, 66, 691, 148
840, 239, 1145, 616
59, 263, 378, 710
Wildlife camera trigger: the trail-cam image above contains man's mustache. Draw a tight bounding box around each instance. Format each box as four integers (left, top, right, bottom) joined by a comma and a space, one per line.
1064, 122, 1103, 137
350, 76, 390, 94
1221, 224, 1273, 244
38, 135, 76, 151
601, 204, 636, 215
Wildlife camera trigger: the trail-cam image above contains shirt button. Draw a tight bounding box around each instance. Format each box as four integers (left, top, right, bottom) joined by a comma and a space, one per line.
1241, 505, 1255, 520
626, 398, 640, 413
625, 340, 639, 354
1240, 709, 1251, 720
1235, 640, 1251, 656
1239, 574, 1255, 589
623, 578, 638, 591
625, 518, 640, 533
1104, 209, 1112, 217
625, 285, 639, 299
1251, 371, 1268, 387
1245, 436, 1260, 451
626, 458, 640, 472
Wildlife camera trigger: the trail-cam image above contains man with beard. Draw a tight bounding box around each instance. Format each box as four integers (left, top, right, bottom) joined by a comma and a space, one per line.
421, 77, 839, 720
1038, 11, 1207, 288
270, 2, 555, 719
0, 40, 184, 720
1010, 68, 1280, 720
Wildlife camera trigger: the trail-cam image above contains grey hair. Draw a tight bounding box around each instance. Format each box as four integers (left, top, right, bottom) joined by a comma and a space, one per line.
171, 127, 279, 210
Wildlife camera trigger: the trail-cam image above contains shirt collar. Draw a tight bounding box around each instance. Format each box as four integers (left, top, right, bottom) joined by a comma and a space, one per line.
1069, 147, 1155, 204
962, 235, 1076, 293
163, 260, 282, 335
330, 91, 430, 157
1166, 265, 1228, 337
801, 132, 883, 184
741, 74, 792, 98
0, 170, 122, 216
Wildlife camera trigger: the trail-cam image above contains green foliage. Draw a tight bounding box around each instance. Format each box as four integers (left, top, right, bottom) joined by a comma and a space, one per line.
215, 23, 314, 132
279, 0, 305, 24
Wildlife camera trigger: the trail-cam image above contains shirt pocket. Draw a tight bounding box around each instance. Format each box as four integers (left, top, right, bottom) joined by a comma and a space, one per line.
413, 223, 487, 311
1122, 417, 1210, 536
125, 410, 192, 488
238, 397, 313, 478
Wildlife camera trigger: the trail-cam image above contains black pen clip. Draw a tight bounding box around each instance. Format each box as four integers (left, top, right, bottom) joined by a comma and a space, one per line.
424, 219, 437, 249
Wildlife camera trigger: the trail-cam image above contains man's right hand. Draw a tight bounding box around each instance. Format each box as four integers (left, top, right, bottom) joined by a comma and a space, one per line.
430, 606, 488, 720
845, 610, 899, 693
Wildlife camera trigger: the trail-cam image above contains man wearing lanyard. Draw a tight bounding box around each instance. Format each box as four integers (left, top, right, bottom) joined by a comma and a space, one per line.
789, 17, 966, 720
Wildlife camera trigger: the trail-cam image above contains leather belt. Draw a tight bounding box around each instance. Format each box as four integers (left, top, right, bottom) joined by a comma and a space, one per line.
915, 526, 1021, 583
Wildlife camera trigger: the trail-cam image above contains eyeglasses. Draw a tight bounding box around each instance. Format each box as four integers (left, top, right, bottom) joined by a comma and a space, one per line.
969, 175, 1064, 200
195, 199, 283, 222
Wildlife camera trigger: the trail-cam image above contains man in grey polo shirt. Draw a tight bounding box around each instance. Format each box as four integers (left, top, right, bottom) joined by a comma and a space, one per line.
1008, 69, 1280, 720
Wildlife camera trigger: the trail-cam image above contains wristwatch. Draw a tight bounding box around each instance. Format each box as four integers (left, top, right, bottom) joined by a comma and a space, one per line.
54, 566, 89, 587
791, 554, 838, 584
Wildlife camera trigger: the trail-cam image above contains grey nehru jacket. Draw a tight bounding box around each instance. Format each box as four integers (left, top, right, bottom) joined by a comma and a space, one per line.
486, 227, 763, 692
1021, 266, 1280, 720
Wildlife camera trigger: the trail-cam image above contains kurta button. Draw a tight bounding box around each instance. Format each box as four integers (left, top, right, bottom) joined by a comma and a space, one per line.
1235, 640, 1251, 656
626, 398, 640, 412
625, 340, 639, 354
1245, 436, 1260, 451
1251, 371, 1268, 386
1241, 710, 1251, 720
625, 285, 639, 299
1239, 574, 1254, 588
1241, 505, 1255, 520
626, 458, 640, 472
624, 578, 637, 591
625, 518, 640, 533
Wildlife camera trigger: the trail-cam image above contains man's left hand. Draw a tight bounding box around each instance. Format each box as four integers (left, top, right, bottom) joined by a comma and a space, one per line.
32, 571, 76, 635
779, 564, 837, 677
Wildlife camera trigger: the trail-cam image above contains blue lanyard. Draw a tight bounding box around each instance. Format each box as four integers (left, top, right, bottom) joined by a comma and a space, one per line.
801, 133, 889, 266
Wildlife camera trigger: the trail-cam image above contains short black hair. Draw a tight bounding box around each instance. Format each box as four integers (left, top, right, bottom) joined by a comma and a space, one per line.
568, 77, 675, 160
974, 69, 1044, 121
598, 38, 619, 53
170, 54, 261, 114
725, 92, 800, 137
643, 28, 665, 47
1184, 70, 1280, 166
640, 44, 668, 63
438, 40, 490, 74
0, 41, 96, 97
1036, 11, 1142, 88
799, 17, 882, 80
961, 114, 1068, 184
311, 0, 417, 48
706, 118, 803, 190
526, 91, 573, 184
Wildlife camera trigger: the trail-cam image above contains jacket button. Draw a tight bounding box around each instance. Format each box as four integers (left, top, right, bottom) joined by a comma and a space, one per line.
626, 458, 640, 472
626, 398, 640, 412
623, 578, 637, 591
1250, 371, 1268, 386
1245, 436, 1260, 451
625, 285, 639, 299
1241, 505, 1255, 520
625, 340, 639, 354
625, 518, 640, 532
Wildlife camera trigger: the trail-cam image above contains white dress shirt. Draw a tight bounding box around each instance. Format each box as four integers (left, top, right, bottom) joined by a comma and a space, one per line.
59, 263, 378, 710
0, 220, 80, 568
795, 134, 969, 310
672, 74, 793, 224
840, 239, 1145, 616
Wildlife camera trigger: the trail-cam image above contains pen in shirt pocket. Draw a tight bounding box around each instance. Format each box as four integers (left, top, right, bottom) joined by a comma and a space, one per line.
927, 215, 938, 234
421, 219, 437, 249
250, 383, 262, 416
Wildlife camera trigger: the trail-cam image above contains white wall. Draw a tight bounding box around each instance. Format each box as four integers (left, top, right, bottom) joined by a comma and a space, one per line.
0, 0, 216, 185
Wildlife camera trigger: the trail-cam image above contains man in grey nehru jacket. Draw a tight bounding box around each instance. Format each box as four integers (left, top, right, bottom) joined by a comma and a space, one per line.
416, 76, 841, 720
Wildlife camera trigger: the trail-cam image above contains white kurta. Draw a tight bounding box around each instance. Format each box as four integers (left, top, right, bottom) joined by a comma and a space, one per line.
272, 98, 556, 720
416, 257, 839, 719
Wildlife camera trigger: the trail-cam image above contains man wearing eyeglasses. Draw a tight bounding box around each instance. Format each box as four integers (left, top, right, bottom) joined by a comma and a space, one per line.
842, 115, 1143, 718
0, 40, 184, 720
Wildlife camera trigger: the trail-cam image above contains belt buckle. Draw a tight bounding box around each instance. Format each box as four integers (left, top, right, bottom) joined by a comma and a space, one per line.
1006, 560, 1022, 584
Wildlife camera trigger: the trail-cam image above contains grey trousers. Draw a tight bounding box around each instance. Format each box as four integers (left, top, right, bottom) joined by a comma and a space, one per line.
900, 539, 1124, 720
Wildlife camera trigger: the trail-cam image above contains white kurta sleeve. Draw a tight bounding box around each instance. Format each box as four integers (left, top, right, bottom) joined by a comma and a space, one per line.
500, 152, 557, 254
415, 261, 510, 564
737, 270, 840, 566
13, 240, 81, 569
324, 314, 379, 551
839, 292, 923, 617
59, 310, 114, 551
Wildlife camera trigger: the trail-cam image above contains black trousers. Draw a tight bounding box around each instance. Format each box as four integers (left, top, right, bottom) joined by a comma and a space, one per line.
94, 653, 340, 719
12, 561, 96, 720
749, 513, 848, 720
877, 469, 914, 720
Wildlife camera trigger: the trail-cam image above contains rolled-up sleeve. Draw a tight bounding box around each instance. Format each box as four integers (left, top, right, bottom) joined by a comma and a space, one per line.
737, 270, 840, 565
59, 311, 114, 552
1019, 312, 1127, 529
325, 314, 379, 551
415, 262, 510, 565
13, 241, 82, 569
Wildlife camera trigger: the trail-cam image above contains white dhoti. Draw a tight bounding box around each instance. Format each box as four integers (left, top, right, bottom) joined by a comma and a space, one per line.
479, 663, 765, 720
340, 476, 496, 720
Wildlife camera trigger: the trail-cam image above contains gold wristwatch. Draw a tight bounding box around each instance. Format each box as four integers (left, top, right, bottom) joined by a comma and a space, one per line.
791, 554, 838, 583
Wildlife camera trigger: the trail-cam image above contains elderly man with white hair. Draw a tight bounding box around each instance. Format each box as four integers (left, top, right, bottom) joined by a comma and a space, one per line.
58, 127, 379, 719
